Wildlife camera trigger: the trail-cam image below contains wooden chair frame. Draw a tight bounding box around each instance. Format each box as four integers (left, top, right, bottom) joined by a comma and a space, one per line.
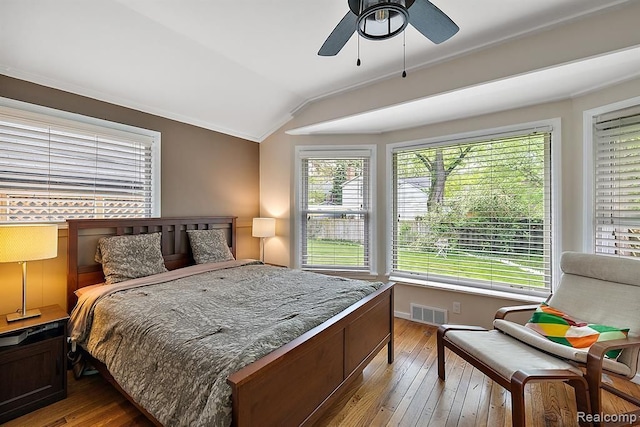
439, 302, 640, 427
497, 305, 640, 427
437, 322, 591, 427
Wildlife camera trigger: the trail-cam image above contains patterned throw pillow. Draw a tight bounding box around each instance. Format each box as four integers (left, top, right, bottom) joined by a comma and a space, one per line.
525, 303, 629, 359
95, 232, 168, 285
187, 229, 235, 264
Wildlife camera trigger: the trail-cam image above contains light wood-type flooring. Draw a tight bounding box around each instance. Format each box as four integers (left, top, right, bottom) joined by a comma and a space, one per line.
5, 318, 640, 427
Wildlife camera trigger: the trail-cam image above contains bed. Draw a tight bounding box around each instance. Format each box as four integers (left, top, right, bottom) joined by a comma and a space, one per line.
66, 216, 394, 426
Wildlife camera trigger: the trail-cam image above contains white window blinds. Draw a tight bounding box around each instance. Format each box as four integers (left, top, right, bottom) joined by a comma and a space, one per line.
391, 128, 552, 295
298, 150, 372, 271
0, 106, 158, 222
593, 105, 640, 259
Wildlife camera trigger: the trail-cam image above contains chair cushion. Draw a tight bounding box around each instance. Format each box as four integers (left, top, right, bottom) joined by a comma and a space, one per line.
525, 303, 629, 359
553, 253, 640, 334
445, 329, 583, 381
561, 252, 640, 287
549, 253, 640, 374
494, 319, 632, 377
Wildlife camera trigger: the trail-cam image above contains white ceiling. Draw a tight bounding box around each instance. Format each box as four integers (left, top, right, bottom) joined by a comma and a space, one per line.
0, 0, 633, 142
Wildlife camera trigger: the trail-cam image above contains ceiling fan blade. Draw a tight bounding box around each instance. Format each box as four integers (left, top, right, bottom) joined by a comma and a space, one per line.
318, 11, 358, 56
408, 0, 459, 44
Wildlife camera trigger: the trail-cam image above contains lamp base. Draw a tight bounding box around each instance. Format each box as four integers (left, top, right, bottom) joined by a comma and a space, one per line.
7, 308, 41, 322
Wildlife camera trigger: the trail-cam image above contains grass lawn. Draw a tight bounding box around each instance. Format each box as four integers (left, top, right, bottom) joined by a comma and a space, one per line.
305, 239, 365, 266
397, 249, 545, 287
306, 239, 546, 288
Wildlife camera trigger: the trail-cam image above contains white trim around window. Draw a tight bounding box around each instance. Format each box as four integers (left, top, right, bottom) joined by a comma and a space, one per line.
0, 97, 161, 222
293, 145, 377, 274
583, 95, 640, 257
386, 119, 562, 297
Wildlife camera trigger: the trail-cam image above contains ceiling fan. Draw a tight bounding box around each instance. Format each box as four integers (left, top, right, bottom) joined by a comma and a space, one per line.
318, 0, 459, 56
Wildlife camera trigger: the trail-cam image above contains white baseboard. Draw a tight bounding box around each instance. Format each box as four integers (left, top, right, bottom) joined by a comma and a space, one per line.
394, 311, 411, 320
633, 373, 640, 385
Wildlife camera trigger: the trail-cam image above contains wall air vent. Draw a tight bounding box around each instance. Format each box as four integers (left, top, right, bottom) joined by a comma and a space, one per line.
410, 303, 448, 326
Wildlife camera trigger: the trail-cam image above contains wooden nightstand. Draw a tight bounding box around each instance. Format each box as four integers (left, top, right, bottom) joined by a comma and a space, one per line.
0, 304, 69, 423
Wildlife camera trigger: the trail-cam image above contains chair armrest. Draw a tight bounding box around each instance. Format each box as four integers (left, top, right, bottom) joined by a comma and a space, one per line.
495, 304, 539, 320
586, 336, 640, 375
437, 324, 487, 338
588, 336, 640, 359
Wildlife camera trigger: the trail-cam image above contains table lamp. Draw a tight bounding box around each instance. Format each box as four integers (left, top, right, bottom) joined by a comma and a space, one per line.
252, 218, 275, 263
0, 224, 58, 322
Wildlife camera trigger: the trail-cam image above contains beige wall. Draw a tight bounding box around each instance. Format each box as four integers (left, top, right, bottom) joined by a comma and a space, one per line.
260, 1, 640, 327
0, 75, 260, 314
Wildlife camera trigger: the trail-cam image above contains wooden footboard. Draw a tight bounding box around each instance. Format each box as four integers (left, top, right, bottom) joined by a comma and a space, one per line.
227, 282, 394, 427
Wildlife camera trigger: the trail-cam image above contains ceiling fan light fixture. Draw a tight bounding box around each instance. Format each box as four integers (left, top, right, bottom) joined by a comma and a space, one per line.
357, 0, 409, 41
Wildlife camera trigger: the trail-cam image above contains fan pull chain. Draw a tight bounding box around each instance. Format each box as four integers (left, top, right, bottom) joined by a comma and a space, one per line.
402, 32, 407, 78
357, 35, 361, 66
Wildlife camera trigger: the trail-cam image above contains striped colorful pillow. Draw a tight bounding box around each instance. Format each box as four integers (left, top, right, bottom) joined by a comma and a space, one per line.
525, 303, 629, 359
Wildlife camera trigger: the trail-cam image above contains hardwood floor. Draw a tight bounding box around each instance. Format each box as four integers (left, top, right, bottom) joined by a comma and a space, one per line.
5, 319, 640, 427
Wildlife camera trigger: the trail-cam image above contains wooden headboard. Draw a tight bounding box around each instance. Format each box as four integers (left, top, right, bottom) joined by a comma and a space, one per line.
67, 216, 237, 311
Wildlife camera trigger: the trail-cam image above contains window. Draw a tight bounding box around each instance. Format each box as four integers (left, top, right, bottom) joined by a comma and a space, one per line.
591, 104, 640, 259
390, 125, 554, 296
0, 100, 160, 222
295, 146, 375, 272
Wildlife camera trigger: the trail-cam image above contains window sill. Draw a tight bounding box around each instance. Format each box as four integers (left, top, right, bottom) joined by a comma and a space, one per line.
389, 275, 548, 303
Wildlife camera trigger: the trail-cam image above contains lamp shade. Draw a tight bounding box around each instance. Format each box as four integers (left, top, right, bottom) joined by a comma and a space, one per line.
252, 218, 276, 238
0, 224, 58, 263
357, 0, 409, 41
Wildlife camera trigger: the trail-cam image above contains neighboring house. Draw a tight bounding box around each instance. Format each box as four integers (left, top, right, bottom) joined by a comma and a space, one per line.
337, 175, 431, 220
396, 177, 430, 220
308, 176, 430, 243
341, 175, 365, 210
307, 176, 365, 242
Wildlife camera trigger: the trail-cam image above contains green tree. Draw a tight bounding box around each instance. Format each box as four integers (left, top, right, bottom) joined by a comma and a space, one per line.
415, 146, 472, 210
329, 162, 347, 205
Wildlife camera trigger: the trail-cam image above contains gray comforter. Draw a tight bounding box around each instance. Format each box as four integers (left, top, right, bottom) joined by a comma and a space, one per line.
68, 260, 383, 426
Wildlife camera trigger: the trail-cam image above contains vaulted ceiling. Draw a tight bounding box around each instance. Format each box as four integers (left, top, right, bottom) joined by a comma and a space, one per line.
0, 0, 634, 142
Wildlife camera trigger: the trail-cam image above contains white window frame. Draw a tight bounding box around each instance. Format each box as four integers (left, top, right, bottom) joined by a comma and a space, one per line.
293, 145, 377, 274
386, 119, 562, 298
583, 95, 640, 254
0, 97, 161, 222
